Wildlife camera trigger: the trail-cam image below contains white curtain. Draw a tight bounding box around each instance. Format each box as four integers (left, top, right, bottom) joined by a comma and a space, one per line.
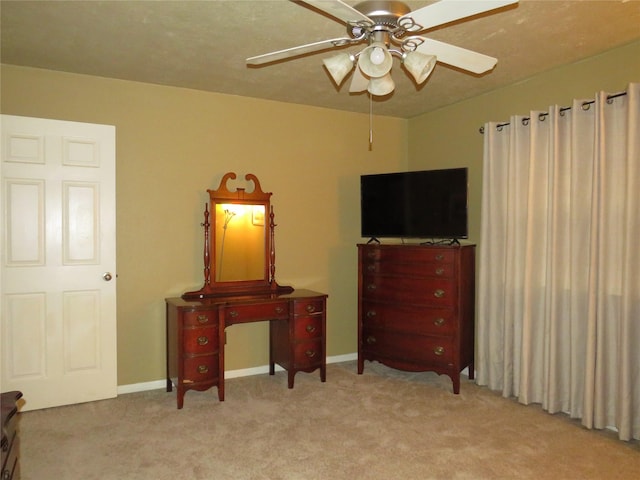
476, 83, 640, 441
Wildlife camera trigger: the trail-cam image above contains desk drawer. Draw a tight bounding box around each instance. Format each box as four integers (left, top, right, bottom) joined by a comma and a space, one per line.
183, 355, 218, 384
183, 326, 218, 354
183, 309, 217, 327
224, 301, 289, 323
293, 340, 323, 369
293, 298, 324, 315
293, 316, 323, 340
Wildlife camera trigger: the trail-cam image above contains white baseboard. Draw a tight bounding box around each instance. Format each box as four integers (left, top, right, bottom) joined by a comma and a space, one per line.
117, 352, 358, 395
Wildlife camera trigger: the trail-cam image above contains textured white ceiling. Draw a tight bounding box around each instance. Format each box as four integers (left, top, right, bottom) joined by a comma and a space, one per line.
2, 0, 639, 118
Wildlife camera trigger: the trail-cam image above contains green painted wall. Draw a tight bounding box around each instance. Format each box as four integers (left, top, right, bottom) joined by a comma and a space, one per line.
1, 65, 408, 386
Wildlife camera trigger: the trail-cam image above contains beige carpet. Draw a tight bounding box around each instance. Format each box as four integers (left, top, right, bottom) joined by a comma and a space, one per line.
18, 361, 640, 480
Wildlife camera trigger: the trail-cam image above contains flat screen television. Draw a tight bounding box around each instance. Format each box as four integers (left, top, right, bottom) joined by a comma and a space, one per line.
360, 167, 468, 241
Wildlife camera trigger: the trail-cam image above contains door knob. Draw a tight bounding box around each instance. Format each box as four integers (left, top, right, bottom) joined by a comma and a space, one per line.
103, 272, 113, 281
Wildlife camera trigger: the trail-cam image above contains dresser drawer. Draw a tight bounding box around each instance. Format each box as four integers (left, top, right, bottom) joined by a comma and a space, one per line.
224, 301, 289, 323
183, 354, 219, 384
362, 329, 455, 365
361, 301, 456, 335
293, 340, 323, 369
293, 316, 323, 340
362, 276, 457, 306
183, 326, 218, 354
363, 260, 454, 278
183, 309, 217, 327
362, 246, 455, 264
293, 298, 324, 315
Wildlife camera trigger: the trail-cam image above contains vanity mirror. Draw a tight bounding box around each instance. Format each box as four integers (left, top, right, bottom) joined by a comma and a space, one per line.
182, 172, 292, 299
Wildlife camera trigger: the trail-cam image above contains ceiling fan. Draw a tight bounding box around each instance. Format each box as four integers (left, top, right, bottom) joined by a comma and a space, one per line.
247, 0, 519, 96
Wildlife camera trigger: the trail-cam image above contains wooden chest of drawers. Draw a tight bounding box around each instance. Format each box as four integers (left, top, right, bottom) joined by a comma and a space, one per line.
166, 289, 327, 408
357, 243, 475, 393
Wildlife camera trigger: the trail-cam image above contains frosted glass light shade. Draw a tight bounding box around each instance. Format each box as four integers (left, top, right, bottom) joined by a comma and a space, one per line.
358, 43, 393, 78
368, 73, 395, 96
349, 66, 369, 93
323, 53, 355, 86
403, 52, 437, 84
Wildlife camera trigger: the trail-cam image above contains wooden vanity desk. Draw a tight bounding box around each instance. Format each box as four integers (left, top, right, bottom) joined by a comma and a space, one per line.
166, 173, 327, 408
166, 289, 327, 408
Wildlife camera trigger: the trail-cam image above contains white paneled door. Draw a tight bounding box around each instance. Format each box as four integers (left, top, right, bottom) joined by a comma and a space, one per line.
1, 115, 117, 411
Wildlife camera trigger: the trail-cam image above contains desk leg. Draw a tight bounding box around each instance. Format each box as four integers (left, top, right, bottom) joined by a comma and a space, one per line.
177, 386, 184, 409
218, 326, 226, 401
268, 320, 276, 375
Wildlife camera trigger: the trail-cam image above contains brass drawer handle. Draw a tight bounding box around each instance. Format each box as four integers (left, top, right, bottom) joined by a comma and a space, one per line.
366, 310, 376, 318
434, 346, 445, 356
197, 365, 209, 374
228, 310, 239, 318
275, 306, 284, 314
197, 314, 209, 324
367, 251, 376, 258
434, 289, 445, 298
305, 324, 316, 333
435, 267, 445, 275
305, 350, 316, 358
366, 284, 377, 291
433, 318, 445, 327
435, 254, 444, 261
366, 336, 377, 345
367, 264, 376, 272
197, 336, 209, 346
305, 304, 316, 313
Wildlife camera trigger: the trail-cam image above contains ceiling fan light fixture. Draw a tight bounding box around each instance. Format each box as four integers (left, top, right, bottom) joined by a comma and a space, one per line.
402, 51, 437, 85
323, 53, 355, 86
358, 42, 393, 78
368, 73, 395, 96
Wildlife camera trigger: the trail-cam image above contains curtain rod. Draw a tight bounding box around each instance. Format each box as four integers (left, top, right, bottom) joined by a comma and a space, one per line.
478, 91, 628, 134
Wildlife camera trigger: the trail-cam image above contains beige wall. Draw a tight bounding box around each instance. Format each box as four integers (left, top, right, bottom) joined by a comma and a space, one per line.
407, 39, 640, 245
0, 65, 408, 385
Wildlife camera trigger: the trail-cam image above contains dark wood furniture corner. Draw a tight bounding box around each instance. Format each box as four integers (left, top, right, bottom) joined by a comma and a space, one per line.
357, 243, 475, 393
1, 391, 22, 480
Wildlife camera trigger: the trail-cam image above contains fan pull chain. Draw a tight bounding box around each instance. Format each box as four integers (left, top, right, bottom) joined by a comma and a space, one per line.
369, 93, 373, 150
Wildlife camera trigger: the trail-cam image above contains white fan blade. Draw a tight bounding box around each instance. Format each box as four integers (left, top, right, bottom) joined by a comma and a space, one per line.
349, 66, 369, 93
300, 0, 372, 24
401, 0, 519, 31
247, 37, 354, 65
416, 38, 497, 74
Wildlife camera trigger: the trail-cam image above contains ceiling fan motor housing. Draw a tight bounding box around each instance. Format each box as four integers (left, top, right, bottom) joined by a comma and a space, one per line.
350, 0, 413, 43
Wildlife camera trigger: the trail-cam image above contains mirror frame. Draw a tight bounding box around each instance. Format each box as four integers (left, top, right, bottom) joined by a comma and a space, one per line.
182, 172, 292, 299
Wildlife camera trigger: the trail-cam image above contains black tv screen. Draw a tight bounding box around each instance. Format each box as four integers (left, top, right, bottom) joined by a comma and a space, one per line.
360, 168, 468, 240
